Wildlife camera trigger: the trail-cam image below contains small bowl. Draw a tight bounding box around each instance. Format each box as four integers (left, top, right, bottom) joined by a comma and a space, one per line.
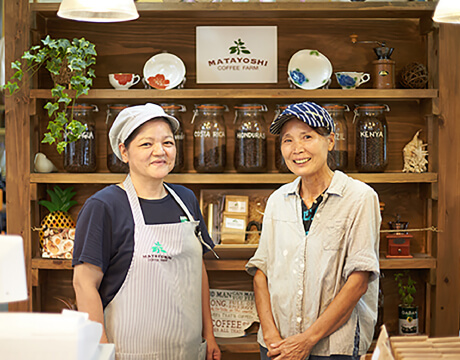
143, 52, 186, 90
288, 49, 333, 90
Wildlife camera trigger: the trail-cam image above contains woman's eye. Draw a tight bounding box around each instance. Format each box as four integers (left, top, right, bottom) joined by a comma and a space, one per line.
282, 138, 291, 143
140, 142, 151, 147
164, 141, 175, 146
304, 135, 312, 140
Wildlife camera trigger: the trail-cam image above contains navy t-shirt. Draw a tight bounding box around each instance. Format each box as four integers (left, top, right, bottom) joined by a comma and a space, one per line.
72, 183, 214, 308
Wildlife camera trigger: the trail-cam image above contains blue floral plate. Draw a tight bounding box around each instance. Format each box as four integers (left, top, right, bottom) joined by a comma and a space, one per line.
288, 49, 333, 90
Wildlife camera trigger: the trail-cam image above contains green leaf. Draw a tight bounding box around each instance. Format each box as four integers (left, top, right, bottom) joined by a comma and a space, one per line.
44, 102, 60, 117
11, 61, 22, 71
4, 81, 19, 94
46, 188, 62, 207
42, 132, 56, 145
56, 141, 67, 154
38, 200, 58, 213
229, 48, 237, 54
241, 50, 250, 54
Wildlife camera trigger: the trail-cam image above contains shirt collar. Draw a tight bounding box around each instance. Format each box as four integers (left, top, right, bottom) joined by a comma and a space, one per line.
283, 171, 347, 198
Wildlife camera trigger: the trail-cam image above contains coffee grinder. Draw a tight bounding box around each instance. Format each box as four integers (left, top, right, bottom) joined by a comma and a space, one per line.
386, 214, 413, 258
350, 35, 395, 89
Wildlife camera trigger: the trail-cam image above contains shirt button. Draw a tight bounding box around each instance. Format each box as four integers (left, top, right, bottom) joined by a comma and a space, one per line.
297, 317, 302, 323
298, 290, 303, 295
316, 214, 320, 218
300, 263, 304, 268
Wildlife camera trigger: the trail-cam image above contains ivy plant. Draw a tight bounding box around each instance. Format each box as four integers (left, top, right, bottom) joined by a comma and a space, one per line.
2, 36, 97, 153
394, 271, 417, 307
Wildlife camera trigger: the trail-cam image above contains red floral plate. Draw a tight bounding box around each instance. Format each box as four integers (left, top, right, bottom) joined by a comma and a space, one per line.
143, 53, 186, 90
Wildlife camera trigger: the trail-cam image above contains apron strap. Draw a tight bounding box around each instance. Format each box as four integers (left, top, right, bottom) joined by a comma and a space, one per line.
165, 183, 219, 259
123, 175, 145, 226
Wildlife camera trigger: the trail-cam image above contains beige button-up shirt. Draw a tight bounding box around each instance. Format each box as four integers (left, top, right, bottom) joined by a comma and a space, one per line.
246, 171, 380, 356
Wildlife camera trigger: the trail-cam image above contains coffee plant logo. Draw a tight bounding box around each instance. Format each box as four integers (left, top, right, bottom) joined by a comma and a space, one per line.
229, 39, 251, 55
152, 241, 167, 254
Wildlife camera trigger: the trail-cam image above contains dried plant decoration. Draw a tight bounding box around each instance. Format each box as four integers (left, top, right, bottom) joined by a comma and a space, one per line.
402, 130, 428, 173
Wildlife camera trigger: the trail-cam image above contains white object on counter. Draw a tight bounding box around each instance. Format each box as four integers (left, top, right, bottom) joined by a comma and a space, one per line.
0, 309, 107, 360
34, 152, 58, 173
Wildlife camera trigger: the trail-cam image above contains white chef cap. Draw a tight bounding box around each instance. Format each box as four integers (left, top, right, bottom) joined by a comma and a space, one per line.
109, 103, 180, 160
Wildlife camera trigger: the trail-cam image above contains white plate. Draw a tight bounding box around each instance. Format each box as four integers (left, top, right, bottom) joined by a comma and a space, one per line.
143, 53, 186, 90
288, 49, 333, 90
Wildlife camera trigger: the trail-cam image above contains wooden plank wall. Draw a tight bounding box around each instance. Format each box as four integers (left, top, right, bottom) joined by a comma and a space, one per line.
435, 23, 460, 336
5, 0, 31, 312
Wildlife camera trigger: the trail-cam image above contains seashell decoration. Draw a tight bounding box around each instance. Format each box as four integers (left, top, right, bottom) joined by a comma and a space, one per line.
402, 130, 428, 173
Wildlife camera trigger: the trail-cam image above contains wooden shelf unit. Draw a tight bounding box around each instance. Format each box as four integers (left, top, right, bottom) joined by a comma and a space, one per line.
7, 1, 460, 357
30, 172, 438, 185
29, 89, 439, 100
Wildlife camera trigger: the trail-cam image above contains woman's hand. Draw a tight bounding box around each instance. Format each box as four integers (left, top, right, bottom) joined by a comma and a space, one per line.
267, 333, 314, 360
205, 335, 221, 360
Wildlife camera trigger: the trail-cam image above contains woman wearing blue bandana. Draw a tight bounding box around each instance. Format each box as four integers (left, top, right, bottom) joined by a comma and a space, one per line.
246, 101, 381, 360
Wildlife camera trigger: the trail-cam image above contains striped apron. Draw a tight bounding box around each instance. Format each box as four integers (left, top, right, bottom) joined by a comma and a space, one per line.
105, 175, 205, 360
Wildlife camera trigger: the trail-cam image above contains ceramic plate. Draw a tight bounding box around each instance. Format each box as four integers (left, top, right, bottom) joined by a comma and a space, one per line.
143, 53, 186, 90
288, 49, 333, 90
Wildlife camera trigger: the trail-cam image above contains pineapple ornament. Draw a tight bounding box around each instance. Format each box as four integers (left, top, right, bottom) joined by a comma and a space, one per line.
38, 186, 78, 259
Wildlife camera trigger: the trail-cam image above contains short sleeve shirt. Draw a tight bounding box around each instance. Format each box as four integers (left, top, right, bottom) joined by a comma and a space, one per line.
72, 183, 214, 308
246, 171, 381, 356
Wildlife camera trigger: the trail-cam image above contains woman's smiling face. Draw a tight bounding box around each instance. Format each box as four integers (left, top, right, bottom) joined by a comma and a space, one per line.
280, 118, 334, 178
120, 118, 176, 180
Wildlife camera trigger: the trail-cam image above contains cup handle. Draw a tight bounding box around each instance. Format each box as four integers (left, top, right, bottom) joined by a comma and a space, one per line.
132, 74, 141, 86
359, 73, 371, 85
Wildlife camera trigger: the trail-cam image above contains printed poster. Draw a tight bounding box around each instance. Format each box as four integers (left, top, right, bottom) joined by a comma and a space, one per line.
196, 26, 278, 84
210, 289, 259, 338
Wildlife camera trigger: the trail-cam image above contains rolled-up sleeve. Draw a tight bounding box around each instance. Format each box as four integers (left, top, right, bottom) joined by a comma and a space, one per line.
245, 196, 275, 276
342, 188, 381, 282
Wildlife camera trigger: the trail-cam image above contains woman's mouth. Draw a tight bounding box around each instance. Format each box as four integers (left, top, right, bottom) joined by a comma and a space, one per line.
293, 158, 310, 165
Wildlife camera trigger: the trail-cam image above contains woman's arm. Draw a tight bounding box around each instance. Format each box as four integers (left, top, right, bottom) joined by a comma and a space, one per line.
201, 260, 221, 360
73, 262, 108, 343
268, 271, 369, 360
253, 269, 283, 350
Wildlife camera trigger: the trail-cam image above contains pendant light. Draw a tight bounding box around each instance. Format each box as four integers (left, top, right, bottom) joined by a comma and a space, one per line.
58, 0, 139, 23
433, 0, 460, 24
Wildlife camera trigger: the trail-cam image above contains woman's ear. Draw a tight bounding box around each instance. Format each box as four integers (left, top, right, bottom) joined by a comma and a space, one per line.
327, 132, 335, 152
119, 143, 129, 164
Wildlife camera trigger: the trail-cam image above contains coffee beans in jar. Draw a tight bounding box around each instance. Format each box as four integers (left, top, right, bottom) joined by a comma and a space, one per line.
354, 104, 389, 172
64, 104, 98, 173
234, 104, 268, 173
323, 104, 349, 171
192, 104, 227, 173
160, 103, 186, 173
106, 104, 130, 173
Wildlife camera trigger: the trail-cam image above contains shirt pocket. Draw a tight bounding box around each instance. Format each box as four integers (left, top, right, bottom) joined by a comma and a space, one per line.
323, 219, 346, 251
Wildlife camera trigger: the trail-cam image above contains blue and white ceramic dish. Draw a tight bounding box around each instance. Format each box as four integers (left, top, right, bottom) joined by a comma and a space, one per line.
287, 49, 333, 90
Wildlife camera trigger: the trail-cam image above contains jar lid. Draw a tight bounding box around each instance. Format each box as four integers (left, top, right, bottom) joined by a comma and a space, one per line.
235, 104, 266, 111
160, 103, 185, 110
107, 104, 130, 110
323, 104, 347, 110
195, 104, 226, 110
71, 104, 95, 110
275, 104, 291, 110
355, 104, 387, 110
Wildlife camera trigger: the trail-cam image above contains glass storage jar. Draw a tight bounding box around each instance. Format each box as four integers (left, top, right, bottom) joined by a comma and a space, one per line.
106, 104, 130, 173
160, 103, 186, 173
273, 104, 292, 173
192, 104, 228, 173
354, 104, 389, 172
234, 104, 268, 173
64, 104, 98, 173
323, 104, 349, 171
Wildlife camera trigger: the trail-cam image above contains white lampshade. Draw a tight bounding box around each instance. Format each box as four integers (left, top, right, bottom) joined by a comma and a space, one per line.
433, 0, 460, 24
58, 0, 139, 23
0, 235, 28, 303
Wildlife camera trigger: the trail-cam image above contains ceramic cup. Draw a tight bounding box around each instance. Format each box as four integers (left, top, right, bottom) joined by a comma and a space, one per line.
108, 73, 141, 90
335, 72, 370, 90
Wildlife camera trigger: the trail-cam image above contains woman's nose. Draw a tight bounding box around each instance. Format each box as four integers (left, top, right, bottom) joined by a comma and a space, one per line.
152, 143, 165, 155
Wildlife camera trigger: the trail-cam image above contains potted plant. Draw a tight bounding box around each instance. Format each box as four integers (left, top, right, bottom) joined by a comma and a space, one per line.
394, 271, 418, 335
2, 36, 97, 153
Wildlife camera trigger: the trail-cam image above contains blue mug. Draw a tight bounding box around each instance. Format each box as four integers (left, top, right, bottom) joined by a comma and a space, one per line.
335, 72, 370, 90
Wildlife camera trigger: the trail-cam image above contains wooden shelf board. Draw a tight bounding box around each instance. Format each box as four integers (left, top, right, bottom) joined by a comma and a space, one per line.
30, 172, 437, 185
31, 2, 436, 19
30, 89, 438, 100
379, 253, 436, 269
216, 334, 259, 353
32, 254, 436, 272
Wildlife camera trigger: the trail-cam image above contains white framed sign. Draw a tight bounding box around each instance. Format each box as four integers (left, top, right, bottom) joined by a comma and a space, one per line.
196, 26, 278, 84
